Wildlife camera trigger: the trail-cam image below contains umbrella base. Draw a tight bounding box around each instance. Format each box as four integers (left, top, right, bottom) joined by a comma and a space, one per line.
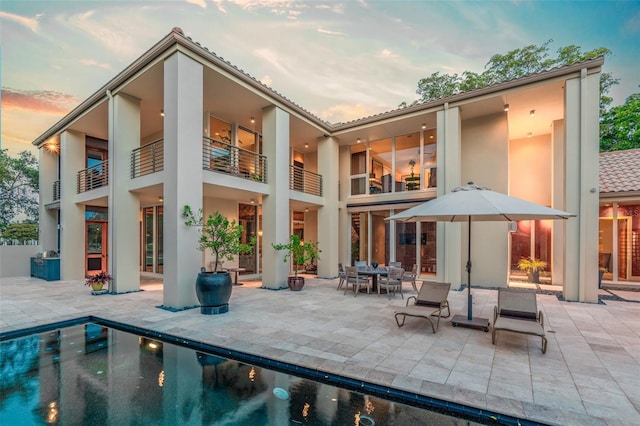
450, 314, 490, 332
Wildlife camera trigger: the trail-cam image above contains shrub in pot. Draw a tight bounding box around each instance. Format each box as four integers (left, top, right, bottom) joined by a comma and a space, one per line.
182, 205, 255, 314
517, 257, 547, 284
272, 235, 320, 291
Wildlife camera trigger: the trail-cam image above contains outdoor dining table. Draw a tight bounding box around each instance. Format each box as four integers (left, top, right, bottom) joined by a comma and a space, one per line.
357, 267, 388, 292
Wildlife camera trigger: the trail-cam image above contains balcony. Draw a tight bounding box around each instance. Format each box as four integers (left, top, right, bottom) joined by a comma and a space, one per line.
290, 165, 322, 197
131, 139, 164, 178
202, 137, 267, 183
53, 180, 60, 201
77, 160, 108, 193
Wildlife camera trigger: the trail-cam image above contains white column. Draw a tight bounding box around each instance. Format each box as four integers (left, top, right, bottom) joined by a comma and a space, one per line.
59, 130, 86, 280
39, 143, 59, 251
108, 93, 141, 293
316, 135, 339, 278
551, 119, 567, 286
437, 105, 462, 287
261, 105, 290, 289
564, 69, 600, 303
163, 51, 203, 308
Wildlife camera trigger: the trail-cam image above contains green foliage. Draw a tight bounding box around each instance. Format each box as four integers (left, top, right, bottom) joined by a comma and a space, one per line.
0, 149, 39, 230
182, 205, 255, 271
517, 257, 548, 273
599, 92, 640, 152
272, 234, 321, 279
85, 271, 112, 287
0, 222, 38, 243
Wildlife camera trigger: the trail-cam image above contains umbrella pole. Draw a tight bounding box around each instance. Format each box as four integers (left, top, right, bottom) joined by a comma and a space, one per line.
467, 216, 472, 320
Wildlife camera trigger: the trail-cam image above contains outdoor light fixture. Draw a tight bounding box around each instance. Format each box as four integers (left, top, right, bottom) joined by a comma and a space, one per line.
527, 132, 532, 138
305, 143, 309, 148
250, 199, 255, 204
421, 124, 426, 129
250, 116, 255, 123
504, 104, 509, 111
357, 138, 361, 143
160, 110, 164, 117
530, 109, 535, 116
305, 208, 309, 213
159, 196, 163, 202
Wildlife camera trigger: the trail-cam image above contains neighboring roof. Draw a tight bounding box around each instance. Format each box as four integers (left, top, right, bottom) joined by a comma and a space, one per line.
32, 27, 605, 147
599, 149, 640, 195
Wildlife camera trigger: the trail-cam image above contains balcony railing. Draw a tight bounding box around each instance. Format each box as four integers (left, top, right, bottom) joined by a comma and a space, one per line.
53, 180, 60, 201
131, 139, 164, 178
77, 160, 108, 193
290, 165, 322, 196
202, 137, 267, 183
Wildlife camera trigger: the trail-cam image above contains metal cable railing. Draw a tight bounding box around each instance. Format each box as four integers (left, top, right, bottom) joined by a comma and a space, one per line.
290, 165, 322, 196
131, 139, 164, 178
202, 137, 267, 183
53, 180, 60, 201
77, 160, 109, 193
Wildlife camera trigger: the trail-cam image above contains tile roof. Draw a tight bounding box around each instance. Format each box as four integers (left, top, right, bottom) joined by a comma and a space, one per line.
599, 148, 640, 194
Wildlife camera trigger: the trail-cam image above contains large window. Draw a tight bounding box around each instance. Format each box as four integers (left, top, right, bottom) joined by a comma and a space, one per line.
510, 220, 551, 279
239, 203, 259, 275
599, 203, 640, 282
395, 133, 420, 192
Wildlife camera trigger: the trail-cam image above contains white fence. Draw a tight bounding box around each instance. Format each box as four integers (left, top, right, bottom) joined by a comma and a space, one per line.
0, 245, 41, 278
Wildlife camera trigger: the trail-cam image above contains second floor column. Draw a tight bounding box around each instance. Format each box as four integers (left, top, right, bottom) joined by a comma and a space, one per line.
39, 142, 59, 252
163, 51, 204, 309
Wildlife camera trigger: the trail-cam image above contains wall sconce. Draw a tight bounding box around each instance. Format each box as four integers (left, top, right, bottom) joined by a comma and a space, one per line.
44, 141, 59, 154
530, 109, 535, 116
160, 110, 164, 117
250, 116, 255, 123
158, 196, 164, 202
250, 199, 255, 204
503, 104, 509, 111
357, 138, 361, 143
304, 143, 309, 148
305, 208, 309, 213
527, 132, 532, 138
421, 124, 426, 129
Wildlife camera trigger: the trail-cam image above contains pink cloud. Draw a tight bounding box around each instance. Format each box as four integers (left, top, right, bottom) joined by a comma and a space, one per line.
1, 88, 79, 115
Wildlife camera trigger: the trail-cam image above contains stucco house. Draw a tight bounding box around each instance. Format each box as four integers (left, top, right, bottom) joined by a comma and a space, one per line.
599, 148, 640, 285
33, 27, 603, 309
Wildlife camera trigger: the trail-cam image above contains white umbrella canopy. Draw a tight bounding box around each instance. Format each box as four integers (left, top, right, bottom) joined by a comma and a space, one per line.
387, 182, 575, 331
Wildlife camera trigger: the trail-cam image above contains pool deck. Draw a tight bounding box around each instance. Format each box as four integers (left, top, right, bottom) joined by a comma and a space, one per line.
1, 275, 638, 425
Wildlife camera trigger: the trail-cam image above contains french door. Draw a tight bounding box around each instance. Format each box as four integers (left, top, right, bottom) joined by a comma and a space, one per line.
86, 221, 108, 275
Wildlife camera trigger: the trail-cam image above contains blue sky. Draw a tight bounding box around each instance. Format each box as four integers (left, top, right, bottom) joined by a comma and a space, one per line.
1, 0, 639, 155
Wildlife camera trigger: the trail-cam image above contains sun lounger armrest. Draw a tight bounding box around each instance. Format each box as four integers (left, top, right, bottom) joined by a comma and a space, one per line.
405, 296, 417, 306
539, 310, 544, 328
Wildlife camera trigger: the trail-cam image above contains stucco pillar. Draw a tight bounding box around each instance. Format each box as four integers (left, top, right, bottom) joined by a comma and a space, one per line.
437, 105, 462, 288
551, 119, 567, 286
261, 105, 290, 289
59, 130, 86, 280
564, 69, 600, 303
316, 135, 339, 278
39, 142, 59, 251
338, 145, 352, 266
108, 93, 141, 293
163, 51, 203, 308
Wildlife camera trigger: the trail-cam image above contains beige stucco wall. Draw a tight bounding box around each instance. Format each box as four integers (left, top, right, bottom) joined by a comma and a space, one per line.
460, 112, 510, 287
0, 245, 41, 278
509, 134, 552, 206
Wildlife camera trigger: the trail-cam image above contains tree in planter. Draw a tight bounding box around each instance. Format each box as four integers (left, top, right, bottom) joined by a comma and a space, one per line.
272, 235, 321, 290
182, 205, 255, 314
517, 257, 548, 283
182, 205, 255, 271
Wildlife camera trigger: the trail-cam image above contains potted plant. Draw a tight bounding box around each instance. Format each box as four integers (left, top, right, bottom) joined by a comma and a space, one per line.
517, 257, 548, 284
85, 271, 112, 294
272, 235, 321, 291
182, 205, 255, 314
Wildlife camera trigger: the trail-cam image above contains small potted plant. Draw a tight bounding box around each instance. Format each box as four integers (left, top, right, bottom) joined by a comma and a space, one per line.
85, 271, 112, 294
517, 257, 548, 284
272, 235, 321, 291
182, 206, 255, 314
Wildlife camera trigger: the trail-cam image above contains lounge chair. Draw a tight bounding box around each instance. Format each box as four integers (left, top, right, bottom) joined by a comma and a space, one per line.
394, 281, 451, 333
492, 288, 547, 354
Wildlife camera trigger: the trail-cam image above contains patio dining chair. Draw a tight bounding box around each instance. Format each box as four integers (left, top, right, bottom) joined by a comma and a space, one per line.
402, 264, 418, 292
394, 281, 451, 333
337, 263, 346, 290
378, 267, 404, 299
389, 261, 402, 268
344, 266, 372, 297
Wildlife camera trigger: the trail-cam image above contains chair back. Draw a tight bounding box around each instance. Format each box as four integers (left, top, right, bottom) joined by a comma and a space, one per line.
388, 267, 404, 280
389, 261, 402, 268
416, 281, 451, 306
338, 262, 345, 275
497, 288, 538, 319
345, 266, 359, 278
354, 260, 368, 271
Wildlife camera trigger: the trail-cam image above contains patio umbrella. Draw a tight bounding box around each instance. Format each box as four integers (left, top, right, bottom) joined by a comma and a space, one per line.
386, 182, 575, 331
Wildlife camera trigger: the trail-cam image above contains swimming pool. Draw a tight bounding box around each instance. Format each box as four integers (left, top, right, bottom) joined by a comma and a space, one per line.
0, 318, 532, 425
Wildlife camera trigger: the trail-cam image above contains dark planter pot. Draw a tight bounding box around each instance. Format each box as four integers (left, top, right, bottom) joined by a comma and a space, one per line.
527, 271, 540, 284
196, 270, 232, 314
288, 276, 305, 291
598, 270, 605, 289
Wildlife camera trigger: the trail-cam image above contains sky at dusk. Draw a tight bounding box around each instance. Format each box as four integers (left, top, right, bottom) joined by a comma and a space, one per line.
1, 0, 639, 156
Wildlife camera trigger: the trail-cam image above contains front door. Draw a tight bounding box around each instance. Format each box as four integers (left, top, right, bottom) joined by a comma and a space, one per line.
86, 221, 108, 275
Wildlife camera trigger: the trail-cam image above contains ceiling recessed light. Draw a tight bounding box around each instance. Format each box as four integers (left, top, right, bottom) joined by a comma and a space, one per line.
504, 104, 509, 111
527, 132, 532, 138
530, 109, 536, 117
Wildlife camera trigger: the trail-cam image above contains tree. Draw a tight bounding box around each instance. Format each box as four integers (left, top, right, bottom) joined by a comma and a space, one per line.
409, 41, 639, 152
0, 150, 39, 231
600, 92, 640, 152
0, 222, 39, 243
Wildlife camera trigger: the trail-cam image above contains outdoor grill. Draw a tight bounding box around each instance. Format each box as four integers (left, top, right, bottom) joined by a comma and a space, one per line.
35, 249, 59, 259
31, 250, 61, 280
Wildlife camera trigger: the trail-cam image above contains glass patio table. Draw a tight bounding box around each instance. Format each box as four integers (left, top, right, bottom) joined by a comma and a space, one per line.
357, 267, 388, 292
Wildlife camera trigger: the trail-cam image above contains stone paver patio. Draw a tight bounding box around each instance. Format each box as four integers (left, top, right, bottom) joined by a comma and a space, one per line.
1, 275, 638, 425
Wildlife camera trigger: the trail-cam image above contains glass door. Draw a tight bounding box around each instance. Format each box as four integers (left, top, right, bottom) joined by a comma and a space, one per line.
86, 221, 107, 275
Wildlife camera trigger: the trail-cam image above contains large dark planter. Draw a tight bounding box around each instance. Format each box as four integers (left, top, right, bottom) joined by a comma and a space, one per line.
288, 276, 305, 291
196, 269, 232, 314
527, 271, 540, 284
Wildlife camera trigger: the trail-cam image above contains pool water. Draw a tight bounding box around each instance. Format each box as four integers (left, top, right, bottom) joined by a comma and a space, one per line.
0, 322, 498, 425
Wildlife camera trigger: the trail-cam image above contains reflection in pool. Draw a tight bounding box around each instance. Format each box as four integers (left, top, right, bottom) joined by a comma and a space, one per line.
0, 322, 498, 425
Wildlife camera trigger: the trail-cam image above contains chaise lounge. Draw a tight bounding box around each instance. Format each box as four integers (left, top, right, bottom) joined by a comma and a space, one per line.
492, 288, 547, 353
394, 281, 451, 333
